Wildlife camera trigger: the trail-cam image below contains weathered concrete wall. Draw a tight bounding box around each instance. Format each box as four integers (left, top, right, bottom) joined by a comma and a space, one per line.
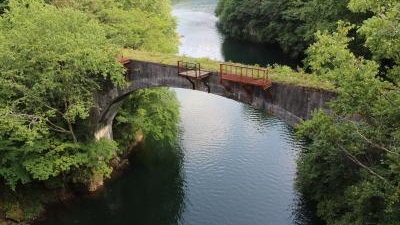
92, 60, 336, 139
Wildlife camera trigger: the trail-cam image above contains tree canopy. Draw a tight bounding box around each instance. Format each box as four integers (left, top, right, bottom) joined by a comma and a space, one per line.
50, 0, 178, 53
296, 1, 400, 224
0, 0, 180, 221
216, 0, 368, 57
0, 0, 179, 190
0, 0, 127, 189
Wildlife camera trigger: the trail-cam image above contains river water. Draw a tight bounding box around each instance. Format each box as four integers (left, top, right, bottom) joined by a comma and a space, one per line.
41, 0, 319, 224
43, 89, 318, 225
172, 0, 299, 66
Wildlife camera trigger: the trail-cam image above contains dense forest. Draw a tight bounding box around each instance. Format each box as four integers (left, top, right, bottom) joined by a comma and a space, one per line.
216, 0, 371, 57
0, 0, 399, 223
0, 0, 179, 222
218, 0, 400, 224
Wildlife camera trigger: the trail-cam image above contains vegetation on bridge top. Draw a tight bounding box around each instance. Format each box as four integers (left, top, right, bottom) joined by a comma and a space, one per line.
121, 49, 334, 91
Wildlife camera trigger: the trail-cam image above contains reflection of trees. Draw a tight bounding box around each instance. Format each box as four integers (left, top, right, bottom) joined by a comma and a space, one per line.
291, 194, 324, 225
221, 38, 299, 67
241, 105, 321, 224
241, 104, 276, 131
96, 140, 186, 225
41, 141, 185, 225
120, 141, 186, 225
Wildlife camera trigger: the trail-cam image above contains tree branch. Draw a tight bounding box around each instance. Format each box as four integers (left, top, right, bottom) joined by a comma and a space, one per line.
337, 144, 387, 182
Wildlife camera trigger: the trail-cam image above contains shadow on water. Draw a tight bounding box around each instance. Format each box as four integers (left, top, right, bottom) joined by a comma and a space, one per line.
292, 196, 325, 225
38, 89, 323, 225
222, 38, 301, 68
40, 141, 185, 225
172, 0, 302, 68
241, 104, 323, 225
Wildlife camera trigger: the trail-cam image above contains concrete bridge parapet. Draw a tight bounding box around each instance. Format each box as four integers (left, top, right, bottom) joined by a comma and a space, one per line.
91, 60, 336, 140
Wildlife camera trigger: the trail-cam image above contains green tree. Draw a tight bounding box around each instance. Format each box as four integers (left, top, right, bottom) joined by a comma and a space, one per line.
0, 0, 7, 14
216, 0, 368, 57
114, 88, 180, 150
50, 0, 178, 53
296, 1, 400, 223
0, 0, 125, 189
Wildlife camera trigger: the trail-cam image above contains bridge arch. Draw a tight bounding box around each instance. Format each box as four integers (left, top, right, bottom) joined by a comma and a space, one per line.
90, 60, 336, 140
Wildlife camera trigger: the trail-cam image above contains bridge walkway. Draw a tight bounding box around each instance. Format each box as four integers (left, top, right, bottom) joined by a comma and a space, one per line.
220, 63, 272, 90
177, 61, 212, 92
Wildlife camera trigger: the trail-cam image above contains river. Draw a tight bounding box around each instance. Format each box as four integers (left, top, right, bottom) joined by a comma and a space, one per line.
42, 89, 319, 225
172, 0, 299, 67
40, 0, 319, 224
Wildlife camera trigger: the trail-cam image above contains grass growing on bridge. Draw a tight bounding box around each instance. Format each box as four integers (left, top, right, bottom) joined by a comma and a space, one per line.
121, 49, 334, 91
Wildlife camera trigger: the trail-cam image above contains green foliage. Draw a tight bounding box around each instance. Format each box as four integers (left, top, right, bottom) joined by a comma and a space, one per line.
0, 0, 124, 190
0, 0, 7, 14
0, 0, 180, 222
296, 2, 400, 224
114, 88, 180, 149
50, 0, 178, 53
216, 0, 368, 57
356, 3, 400, 83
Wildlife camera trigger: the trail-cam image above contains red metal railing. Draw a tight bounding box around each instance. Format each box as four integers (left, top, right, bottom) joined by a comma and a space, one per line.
178, 61, 201, 78
219, 63, 270, 88
220, 63, 268, 80
117, 56, 130, 64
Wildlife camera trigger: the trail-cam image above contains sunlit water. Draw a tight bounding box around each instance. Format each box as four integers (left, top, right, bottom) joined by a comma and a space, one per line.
41, 89, 319, 225
38, 1, 319, 224
172, 0, 299, 66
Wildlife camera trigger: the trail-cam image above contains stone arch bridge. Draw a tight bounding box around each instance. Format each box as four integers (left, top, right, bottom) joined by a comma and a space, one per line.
90, 60, 335, 140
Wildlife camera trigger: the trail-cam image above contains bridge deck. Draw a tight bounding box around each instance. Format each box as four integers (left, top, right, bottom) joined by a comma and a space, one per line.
222, 73, 272, 88
178, 70, 211, 79
220, 64, 272, 89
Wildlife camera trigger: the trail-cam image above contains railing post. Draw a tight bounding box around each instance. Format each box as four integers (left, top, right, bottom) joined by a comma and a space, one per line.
220, 64, 223, 83
240, 67, 243, 82
198, 63, 200, 78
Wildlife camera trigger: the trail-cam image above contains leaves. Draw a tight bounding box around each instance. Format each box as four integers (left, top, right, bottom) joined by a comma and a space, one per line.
296, 2, 400, 224
0, 0, 126, 189
55, 0, 178, 53
0, 0, 179, 193
114, 88, 180, 149
216, 0, 367, 57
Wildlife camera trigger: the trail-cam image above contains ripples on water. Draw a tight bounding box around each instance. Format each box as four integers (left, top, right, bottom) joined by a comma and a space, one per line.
40, 0, 313, 223
40, 88, 318, 225
172, 1, 224, 60
172, 0, 300, 66
176, 89, 305, 225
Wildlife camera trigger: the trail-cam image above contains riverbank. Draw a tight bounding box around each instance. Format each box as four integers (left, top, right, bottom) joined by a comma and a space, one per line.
38, 88, 317, 225
0, 134, 144, 225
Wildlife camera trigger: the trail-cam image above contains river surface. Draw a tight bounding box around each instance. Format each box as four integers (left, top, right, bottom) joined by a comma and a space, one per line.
40, 0, 319, 224
172, 0, 299, 67
42, 89, 318, 225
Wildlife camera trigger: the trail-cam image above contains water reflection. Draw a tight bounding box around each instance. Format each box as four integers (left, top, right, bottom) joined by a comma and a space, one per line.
41, 142, 185, 225
222, 39, 299, 67
173, 1, 224, 60
40, 88, 320, 225
172, 0, 300, 66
